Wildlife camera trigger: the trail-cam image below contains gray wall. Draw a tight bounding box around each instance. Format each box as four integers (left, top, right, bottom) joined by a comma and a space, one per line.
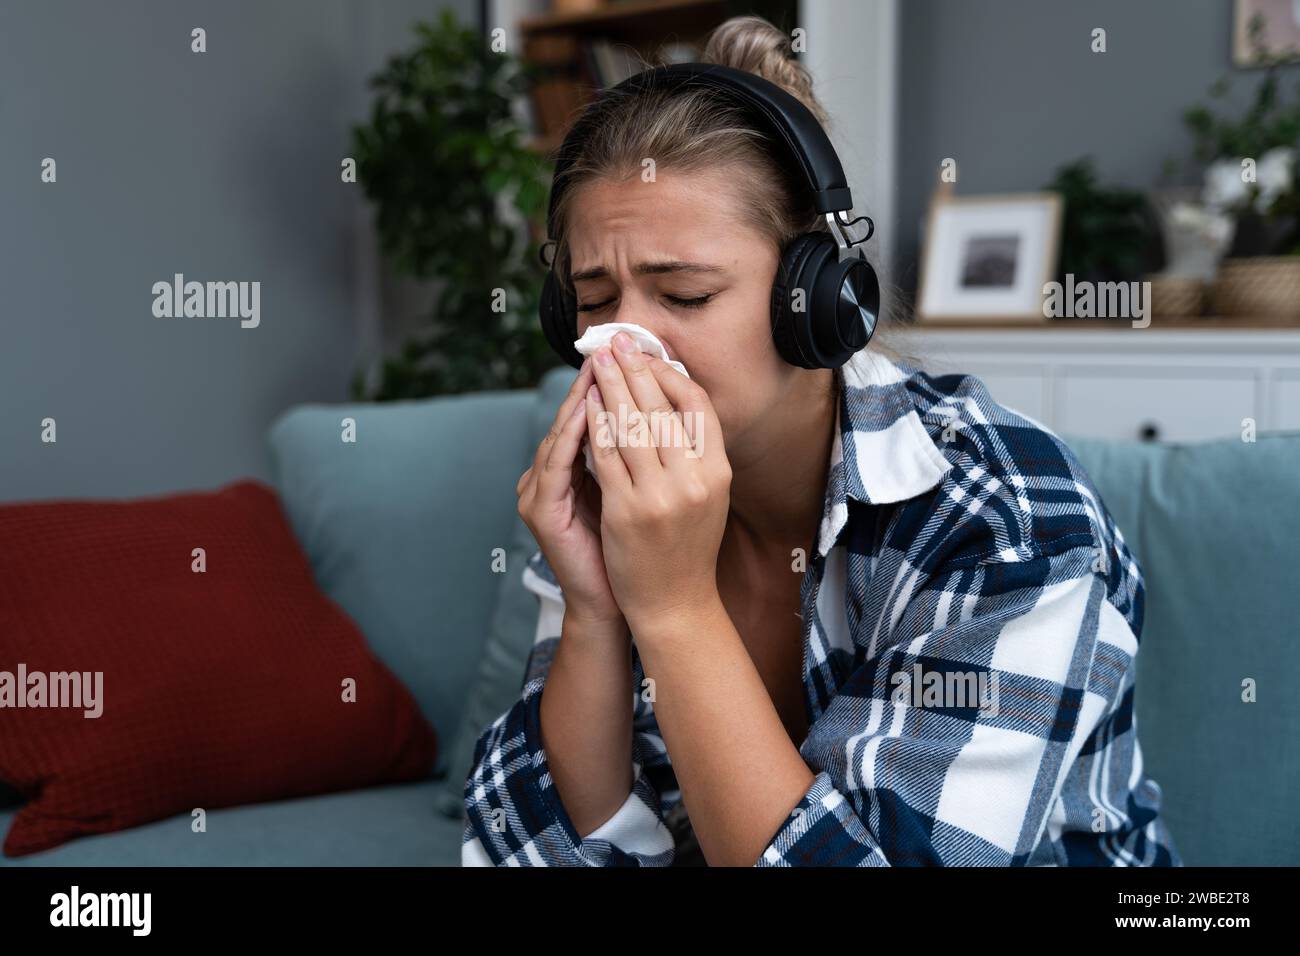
0, 0, 471, 502
895, 0, 1300, 294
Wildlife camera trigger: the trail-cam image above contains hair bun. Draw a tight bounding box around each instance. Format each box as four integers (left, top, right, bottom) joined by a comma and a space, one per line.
700, 15, 829, 127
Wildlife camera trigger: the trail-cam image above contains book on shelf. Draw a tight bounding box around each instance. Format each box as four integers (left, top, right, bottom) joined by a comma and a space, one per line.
586, 38, 645, 87
524, 34, 704, 140
524, 32, 591, 138
586, 38, 701, 84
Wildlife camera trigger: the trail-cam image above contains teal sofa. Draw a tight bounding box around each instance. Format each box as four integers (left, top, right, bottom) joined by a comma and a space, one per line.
3, 366, 1297, 866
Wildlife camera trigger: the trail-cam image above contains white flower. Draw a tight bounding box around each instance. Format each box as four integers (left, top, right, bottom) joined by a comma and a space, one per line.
1255, 146, 1296, 213
1203, 148, 1296, 215
1204, 158, 1250, 211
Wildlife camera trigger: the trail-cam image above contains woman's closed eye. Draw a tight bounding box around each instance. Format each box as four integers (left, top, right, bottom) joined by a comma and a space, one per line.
576, 293, 715, 314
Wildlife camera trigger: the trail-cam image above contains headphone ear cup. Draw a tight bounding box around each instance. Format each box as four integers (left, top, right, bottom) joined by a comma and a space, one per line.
770, 233, 824, 369
771, 232, 882, 370
812, 253, 880, 367
540, 269, 584, 369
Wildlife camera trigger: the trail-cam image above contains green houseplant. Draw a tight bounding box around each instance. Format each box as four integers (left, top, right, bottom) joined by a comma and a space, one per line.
1180, 13, 1300, 257
1168, 14, 1300, 317
350, 10, 558, 400
1043, 157, 1164, 286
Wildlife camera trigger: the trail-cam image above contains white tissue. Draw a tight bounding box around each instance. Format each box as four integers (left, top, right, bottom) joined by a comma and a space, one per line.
573, 322, 689, 378
573, 323, 690, 480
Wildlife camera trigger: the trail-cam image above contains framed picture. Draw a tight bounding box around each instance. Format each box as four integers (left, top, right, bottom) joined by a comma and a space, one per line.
1234, 0, 1300, 67
916, 192, 1063, 323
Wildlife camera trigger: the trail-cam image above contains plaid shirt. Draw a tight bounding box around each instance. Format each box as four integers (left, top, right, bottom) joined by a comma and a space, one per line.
462, 348, 1180, 866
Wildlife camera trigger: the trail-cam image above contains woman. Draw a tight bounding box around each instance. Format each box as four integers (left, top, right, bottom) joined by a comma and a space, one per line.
462, 16, 1178, 867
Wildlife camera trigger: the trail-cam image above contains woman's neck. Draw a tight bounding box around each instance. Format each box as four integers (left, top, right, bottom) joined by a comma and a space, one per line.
724, 368, 839, 556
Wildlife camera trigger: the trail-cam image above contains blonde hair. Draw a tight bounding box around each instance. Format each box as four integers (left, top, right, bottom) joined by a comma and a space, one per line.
547, 14, 911, 366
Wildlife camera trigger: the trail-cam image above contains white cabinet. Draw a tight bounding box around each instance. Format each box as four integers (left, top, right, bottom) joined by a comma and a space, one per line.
1054, 368, 1256, 443
905, 326, 1300, 442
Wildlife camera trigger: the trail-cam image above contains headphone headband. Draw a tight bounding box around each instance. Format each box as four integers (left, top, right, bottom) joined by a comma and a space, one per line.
545, 62, 853, 240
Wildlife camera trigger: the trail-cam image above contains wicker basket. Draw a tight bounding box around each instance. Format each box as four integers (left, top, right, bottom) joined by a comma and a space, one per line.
1211, 257, 1300, 318
1146, 275, 1205, 318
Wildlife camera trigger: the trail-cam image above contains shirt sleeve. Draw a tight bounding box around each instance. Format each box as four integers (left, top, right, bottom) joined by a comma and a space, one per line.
461, 551, 676, 866
755, 543, 1161, 866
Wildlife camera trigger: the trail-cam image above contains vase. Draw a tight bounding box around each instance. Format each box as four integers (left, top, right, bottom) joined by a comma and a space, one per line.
1148, 188, 1235, 282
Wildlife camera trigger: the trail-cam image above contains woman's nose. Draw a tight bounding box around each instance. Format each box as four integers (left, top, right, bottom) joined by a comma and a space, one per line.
592, 299, 657, 336
589, 313, 676, 363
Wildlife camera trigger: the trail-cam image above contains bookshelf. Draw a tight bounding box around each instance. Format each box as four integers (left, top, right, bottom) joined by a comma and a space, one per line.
518, 0, 794, 155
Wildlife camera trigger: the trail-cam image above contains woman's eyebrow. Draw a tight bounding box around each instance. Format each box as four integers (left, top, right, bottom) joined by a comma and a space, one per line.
570, 260, 726, 283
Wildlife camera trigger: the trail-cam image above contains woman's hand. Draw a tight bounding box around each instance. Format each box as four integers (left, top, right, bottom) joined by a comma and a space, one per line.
585, 332, 732, 632
516, 357, 624, 627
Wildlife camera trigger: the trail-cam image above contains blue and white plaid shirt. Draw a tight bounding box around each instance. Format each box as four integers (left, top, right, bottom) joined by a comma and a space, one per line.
462, 348, 1180, 866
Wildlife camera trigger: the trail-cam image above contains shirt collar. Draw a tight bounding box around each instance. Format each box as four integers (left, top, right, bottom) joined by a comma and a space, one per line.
815, 349, 954, 559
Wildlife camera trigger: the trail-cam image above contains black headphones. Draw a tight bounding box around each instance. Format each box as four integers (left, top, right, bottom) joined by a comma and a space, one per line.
538, 62, 880, 371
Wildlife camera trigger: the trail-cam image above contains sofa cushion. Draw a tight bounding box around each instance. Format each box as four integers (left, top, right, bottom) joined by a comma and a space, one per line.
267, 389, 535, 774
0, 480, 437, 857
0, 781, 462, 866
1066, 432, 1300, 866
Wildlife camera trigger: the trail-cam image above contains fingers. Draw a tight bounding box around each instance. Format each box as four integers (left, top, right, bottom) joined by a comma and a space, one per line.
590, 341, 661, 483
535, 389, 591, 505
645, 354, 719, 468
521, 358, 593, 498
531, 358, 594, 472
584, 380, 631, 491
608, 331, 690, 471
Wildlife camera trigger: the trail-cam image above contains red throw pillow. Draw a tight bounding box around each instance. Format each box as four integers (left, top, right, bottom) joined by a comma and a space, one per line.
0, 479, 437, 857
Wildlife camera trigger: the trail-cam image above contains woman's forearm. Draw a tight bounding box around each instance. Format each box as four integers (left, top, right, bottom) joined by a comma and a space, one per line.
537, 609, 636, 838
631, 595, 816, 866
